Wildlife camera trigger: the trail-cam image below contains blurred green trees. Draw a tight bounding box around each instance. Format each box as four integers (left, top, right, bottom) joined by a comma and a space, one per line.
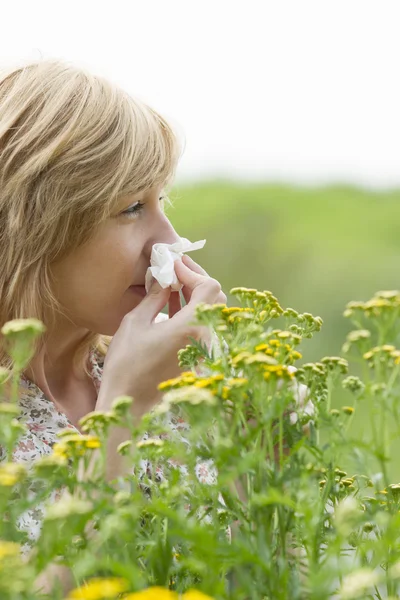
169, 180, 399, 361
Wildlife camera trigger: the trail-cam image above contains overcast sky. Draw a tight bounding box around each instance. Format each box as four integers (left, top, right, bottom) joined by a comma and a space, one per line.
2, 0, 400, 189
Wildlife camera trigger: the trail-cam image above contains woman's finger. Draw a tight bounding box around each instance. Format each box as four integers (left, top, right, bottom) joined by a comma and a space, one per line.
131, 279, 171, 323
181, 253, 209, 276
182, 286, 226, 306
179, 256, 227, 305
174, 255, 210, 304
173, 259, 209, 295
171, 262, 222, 328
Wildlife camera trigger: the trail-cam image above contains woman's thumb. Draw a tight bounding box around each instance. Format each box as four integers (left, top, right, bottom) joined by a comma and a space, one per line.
133, 278, 171, 322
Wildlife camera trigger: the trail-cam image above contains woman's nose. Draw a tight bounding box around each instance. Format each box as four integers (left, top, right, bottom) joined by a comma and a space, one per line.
146, 213, 181, 250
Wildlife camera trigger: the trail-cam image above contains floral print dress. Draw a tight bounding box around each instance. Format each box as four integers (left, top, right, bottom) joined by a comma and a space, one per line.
0, 313, 228, 557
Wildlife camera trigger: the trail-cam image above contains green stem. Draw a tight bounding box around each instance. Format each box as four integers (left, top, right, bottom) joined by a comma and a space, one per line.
5, 364, 22, 459
370, 402, 390, 490
10, 366, 19, 404
279, 410, 284, 471
344, 396, 358, 436
326, 376, 333, 414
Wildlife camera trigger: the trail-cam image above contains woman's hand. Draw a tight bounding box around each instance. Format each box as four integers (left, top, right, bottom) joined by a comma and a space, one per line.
168, 254, 227, 318
96, 257, 227, 416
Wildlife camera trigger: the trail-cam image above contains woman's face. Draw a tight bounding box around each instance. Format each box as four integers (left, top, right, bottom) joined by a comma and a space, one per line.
50, 185, 180, 336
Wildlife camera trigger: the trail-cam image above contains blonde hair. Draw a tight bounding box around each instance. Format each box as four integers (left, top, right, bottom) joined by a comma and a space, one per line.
0, 58, 183, 380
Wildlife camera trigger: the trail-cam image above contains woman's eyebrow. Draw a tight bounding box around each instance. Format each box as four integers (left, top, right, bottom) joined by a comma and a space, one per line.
118, 193, 143, 207
118, 185, 164, 207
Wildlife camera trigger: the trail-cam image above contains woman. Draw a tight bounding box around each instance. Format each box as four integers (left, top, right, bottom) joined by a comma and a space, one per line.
0, 58, 227, 593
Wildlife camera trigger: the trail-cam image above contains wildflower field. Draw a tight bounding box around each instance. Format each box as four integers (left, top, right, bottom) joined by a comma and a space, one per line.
171, 180, 400, 480
2, 283, 400, 599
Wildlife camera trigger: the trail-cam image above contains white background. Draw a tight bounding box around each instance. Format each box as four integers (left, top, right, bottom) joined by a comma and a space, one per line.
1, 0, 400, 189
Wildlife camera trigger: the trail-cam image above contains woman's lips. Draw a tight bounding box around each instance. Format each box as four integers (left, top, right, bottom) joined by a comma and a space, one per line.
128, 285, 147, 297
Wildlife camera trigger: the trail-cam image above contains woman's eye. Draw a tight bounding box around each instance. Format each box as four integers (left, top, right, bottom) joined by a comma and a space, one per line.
123, 202, 145, 217
122, 195, 166, 218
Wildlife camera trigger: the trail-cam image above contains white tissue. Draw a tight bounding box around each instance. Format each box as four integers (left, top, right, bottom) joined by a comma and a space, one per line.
145, 237, 206, 293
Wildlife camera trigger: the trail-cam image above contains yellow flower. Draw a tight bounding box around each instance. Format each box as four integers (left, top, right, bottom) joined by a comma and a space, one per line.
268, 339, 280, 347
335, 468, 347, 478
230, 286, 257, 295
79, 410, 114, 433
169, 372, 198, 386
67, 577, 129, 599
45, 498, 93, 521
124, 587, 177, 600
195, 302, 226, 316
61, 433, 93, 443
366, 299, 392, 309
193, 374, 220, 388
117, 440, 133, 455
210, 374, 224, 382
262, 365, 294, 381
231, 351, 252, 366
342, 478, 355, 487
164, 386, 216, 406
51, 434, 100, 461
52, 442, 69, 460
85, 436, 101, 449
182, 591, 215, 600
0, 463, 26, 486
0, 402, 20, 416
375, 290, 400, 299
111, 395, 134, 414
245, 353, 277, 365
221, 386, 230, 400
33, 454, 68, 472
181, 376, 196, 384
339, 568, 380, 599
158, 377, 182, 391
194, 379, 213, 388
136, 438, 164, 448
227, 377, 248, 387
254, 291, 267, 300
1, 318, 46, 338
254, 343, 269, 352
228, 315, 242, 324
59, 433, 101, 449
276, 331, 292, 339
0, 540, 21, 560
235, 310, 254, 319
342, 406, 355, 415
222, 306, 244, 315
